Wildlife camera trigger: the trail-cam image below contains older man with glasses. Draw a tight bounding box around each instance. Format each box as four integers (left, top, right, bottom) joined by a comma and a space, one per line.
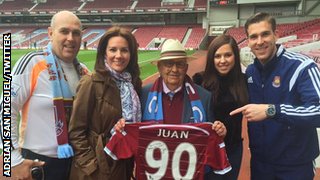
141, 39, 222, 126
141, 39, 229, 179
113, 39, 230, 179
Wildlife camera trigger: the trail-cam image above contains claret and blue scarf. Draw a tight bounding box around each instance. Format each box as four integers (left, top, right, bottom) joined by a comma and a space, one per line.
143, 76, 206, 123
45, 43, 79, 159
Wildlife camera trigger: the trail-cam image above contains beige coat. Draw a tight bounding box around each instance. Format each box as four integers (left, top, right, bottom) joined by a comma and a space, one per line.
68, 72, 134, 180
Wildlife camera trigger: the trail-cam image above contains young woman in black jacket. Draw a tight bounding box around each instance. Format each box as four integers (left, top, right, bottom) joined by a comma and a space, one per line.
194, 34, 248, 180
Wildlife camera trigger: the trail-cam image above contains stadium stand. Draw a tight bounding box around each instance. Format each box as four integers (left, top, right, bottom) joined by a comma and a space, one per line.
135, 0, 161, 8
32, 0, 82, 11
133, 26, 162, 49
157, 26, 188, 42
83, 28, 107, 48
17, 28, 48, 49
3, 17, 320, 50
162, 3, 187, 9
0, 1, 317, 52
82, 32, 101, 45
194, 0, 206, 7
82, 0, 131, 10
281, 19, 320, 48
0, 0, 320, 179
302, 49, 320, 63
226, 18, 320, 50
12, 28, 38, 47
225, 27, 246, 44
0, 0, 34, 12
184, 26, 206, 49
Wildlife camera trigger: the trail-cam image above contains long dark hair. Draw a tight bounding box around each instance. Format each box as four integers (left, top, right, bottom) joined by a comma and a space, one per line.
203, 34, 248, 106
95, 26, 142, 95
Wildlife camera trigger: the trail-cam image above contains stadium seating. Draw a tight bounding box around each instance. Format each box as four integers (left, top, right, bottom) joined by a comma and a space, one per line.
8, 28, 37, 48
184, 26, 206, 49
162, 3, 187, 9
82, 0, 131, 10
18, 29, 48, 48
0, 0, 34, 12
0, 0, 208, 12
226, 18, 320, 49
225, 27, 246, 44
4, 19, 318, 50
135, 0, 161, 8
194, 0, 207, 7
301, 49, 320, 62
133, 25, 204, 49
82, 32, 101, 44
133, 26, 162, 49
0, 2, 319, 179
1, 13, 318, 51
157, 26, 188, 42
282, 20, 320, 48
32, 0, 82, 11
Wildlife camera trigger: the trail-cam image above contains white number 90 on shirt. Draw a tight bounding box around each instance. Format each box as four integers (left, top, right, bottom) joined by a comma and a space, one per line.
145, 140, 197, 179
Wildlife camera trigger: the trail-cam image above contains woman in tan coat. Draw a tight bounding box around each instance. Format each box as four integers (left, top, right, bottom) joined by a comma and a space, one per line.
68, 26, 142, 180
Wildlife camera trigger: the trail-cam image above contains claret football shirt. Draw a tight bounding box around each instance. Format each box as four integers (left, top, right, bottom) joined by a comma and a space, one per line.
105, 122, 231, 180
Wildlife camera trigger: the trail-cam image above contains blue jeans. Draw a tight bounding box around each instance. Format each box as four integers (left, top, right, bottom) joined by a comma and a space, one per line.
205, 141, 243, 180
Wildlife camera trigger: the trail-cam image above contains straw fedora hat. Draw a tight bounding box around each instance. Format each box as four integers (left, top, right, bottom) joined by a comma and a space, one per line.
151, 39, 195, 65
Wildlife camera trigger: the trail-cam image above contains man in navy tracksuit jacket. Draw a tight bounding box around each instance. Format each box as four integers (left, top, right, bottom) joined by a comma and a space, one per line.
231, 12, 320, 179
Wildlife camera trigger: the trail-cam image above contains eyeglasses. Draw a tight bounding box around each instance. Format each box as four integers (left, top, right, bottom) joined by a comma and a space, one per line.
161, 60, 187, 69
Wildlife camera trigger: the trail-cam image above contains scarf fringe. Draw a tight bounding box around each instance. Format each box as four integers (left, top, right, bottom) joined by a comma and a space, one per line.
57, 143, 74, 159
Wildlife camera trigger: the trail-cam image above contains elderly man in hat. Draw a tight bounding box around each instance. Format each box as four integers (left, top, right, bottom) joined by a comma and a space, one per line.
113, 39, 229, 179
141, 39, 226, 135
140, 39, 228, 179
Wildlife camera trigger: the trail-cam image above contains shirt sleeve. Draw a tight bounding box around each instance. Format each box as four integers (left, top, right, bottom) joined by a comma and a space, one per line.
275, 63, 320, 127
104, 124, 138, 160
1, 53, 38, 166
205, 131, 232, 175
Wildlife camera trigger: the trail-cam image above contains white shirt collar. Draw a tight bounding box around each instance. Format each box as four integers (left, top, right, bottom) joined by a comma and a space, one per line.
162, 81, 182, 94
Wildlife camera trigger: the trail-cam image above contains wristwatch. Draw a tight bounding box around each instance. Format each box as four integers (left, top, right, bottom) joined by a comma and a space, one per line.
266, 104, 276, 118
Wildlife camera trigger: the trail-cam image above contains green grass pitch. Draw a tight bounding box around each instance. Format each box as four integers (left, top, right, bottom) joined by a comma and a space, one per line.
0, 48, 196, 155
0, 49, 195, 89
